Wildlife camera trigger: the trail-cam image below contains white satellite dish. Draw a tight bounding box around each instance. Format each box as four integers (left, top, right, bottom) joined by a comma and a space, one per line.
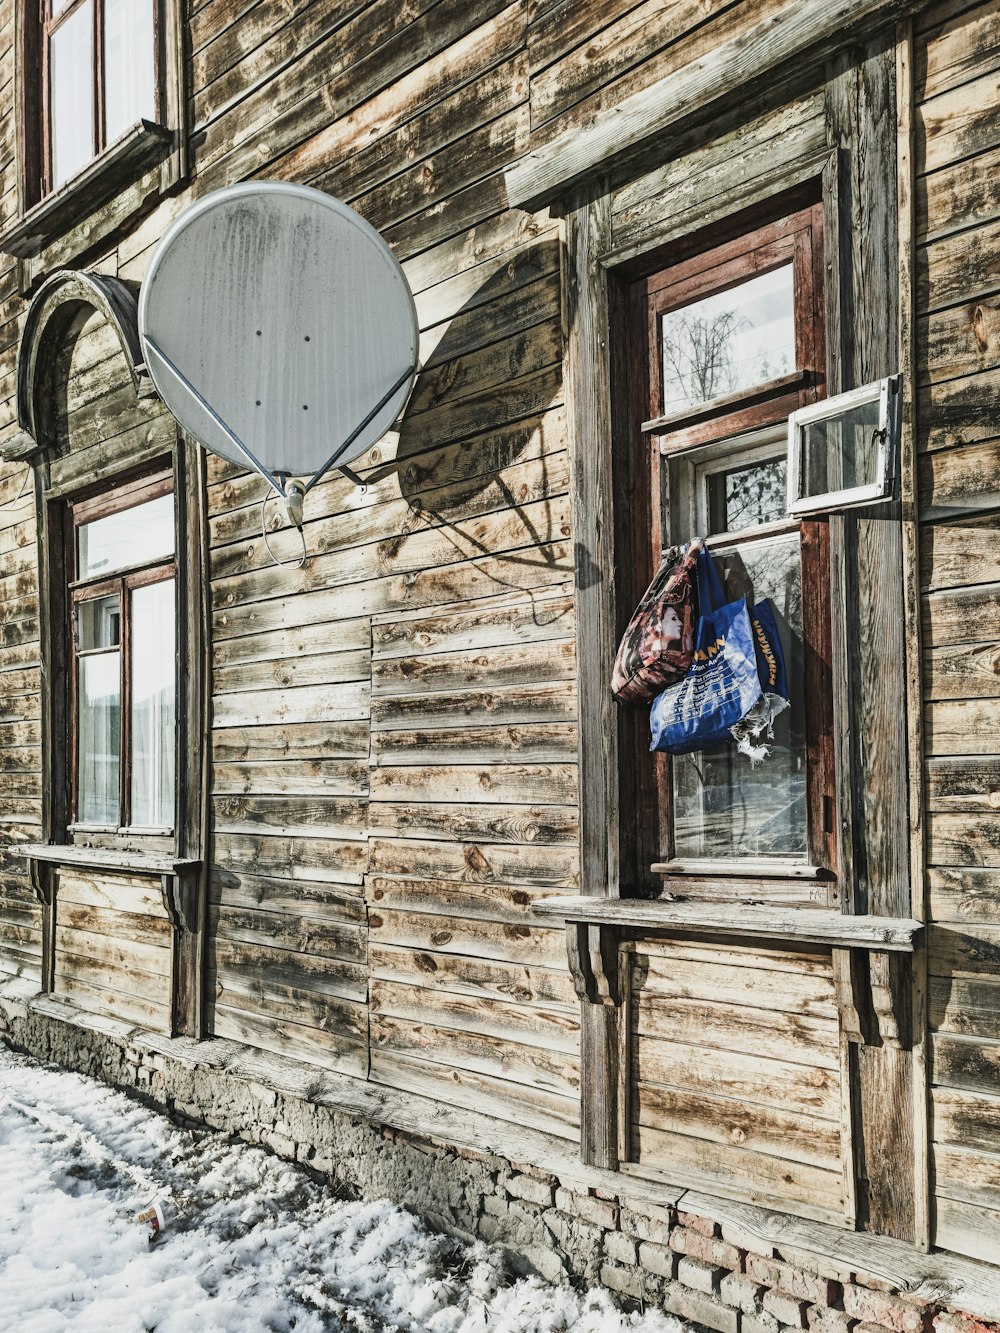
138, 182, 419, 513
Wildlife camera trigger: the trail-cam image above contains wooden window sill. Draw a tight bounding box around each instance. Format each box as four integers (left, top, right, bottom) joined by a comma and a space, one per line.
0, 121, 173, 260
534, 895, 922, 951
20, 842, 199, 878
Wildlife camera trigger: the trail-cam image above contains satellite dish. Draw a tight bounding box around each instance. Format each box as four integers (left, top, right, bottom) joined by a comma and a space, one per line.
138, 182, 419, 513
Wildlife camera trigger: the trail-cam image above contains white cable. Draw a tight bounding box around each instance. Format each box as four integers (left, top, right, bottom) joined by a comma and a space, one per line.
260, 490, 306, 569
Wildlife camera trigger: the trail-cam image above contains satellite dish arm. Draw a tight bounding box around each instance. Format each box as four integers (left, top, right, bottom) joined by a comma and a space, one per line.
143, 332, 284, 497
307, 361, 418, 492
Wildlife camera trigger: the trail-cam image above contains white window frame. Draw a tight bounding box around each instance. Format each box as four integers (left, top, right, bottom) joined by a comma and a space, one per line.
787, 374, 900, 516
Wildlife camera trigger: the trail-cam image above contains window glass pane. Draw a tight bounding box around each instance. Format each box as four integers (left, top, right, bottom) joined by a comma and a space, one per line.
50, 1, 94, 188
672, 533, 806, 859
51, 0, 74, 15
661, 265, 795, 415
78, 493, 174, 579
708, 456, 787, 534
76, 594, 120, 651
801, 398, 881, 497
78, 652, 120, 824
130, 580, 175, 828
104, 0, 156, 144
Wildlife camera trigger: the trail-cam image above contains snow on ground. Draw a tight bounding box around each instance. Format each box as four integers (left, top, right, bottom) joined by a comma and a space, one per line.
0, 1046, 691, 1333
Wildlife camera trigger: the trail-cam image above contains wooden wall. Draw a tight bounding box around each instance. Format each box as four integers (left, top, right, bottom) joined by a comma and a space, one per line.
0, 0, 998, 1271
914, 0, 1000, 1266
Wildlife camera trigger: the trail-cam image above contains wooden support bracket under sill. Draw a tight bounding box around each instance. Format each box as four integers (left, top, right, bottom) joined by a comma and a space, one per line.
536, 897, 922, 1049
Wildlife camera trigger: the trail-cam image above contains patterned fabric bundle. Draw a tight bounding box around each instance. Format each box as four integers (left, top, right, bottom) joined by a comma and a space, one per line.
611, 540, 703, 706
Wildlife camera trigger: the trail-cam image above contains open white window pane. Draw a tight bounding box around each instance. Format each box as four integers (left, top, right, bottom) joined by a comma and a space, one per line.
130, 579, 175, 828
78, 493, 174, 579
788, 376, 899, 514
78, 652, 120, 824
661, 264, 795, 415
50, 2, 94, 188
104, 0, 156, 144
672, 533, 807, 859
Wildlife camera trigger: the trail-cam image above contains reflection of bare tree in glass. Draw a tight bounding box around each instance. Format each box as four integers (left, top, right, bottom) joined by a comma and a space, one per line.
662, 308, 745, 407
723, 459, 786, 530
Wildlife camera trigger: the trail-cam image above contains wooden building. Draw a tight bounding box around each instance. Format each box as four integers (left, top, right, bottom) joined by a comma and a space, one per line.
1, 0, 1000, 1323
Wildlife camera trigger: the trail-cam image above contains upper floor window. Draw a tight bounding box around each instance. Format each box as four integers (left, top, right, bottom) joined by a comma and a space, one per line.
42, 0, 157, 192
70, 470, 176, 832
634, 202, 837, 876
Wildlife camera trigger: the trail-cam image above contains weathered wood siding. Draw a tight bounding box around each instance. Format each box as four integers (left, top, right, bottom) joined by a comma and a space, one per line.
628, 938, 847, 1225
915, 0, 1000, 1265
53, 869, 172, 1031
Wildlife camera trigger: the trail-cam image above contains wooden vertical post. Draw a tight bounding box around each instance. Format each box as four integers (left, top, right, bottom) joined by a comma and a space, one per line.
825, 29, 916, 1242
563, 183, 621, 1169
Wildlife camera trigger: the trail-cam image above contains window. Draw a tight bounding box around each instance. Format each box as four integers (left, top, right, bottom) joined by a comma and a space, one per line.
70, 471, 176, 832
4, 1, 185, 266
632, 202, 837, 878
42, 0, 157, 192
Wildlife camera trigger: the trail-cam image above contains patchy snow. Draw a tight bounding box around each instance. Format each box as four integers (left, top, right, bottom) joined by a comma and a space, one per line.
0, 1046, 691, 1333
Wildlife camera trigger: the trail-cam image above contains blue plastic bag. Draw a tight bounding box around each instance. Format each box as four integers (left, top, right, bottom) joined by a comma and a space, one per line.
649, 547, 790, 760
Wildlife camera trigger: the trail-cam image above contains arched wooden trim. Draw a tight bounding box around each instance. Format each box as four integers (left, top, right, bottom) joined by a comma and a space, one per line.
16, 269, 144, 443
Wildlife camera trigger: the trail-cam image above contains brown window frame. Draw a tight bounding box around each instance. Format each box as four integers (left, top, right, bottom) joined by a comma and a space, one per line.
67, 467, 176, 834
39, 0, 162, 199
622, 199, 837, 894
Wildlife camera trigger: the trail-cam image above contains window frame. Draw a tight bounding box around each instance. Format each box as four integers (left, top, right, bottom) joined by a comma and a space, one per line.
621, 195, 838, 893
40, 0, 162, 199
4, 0, 187, 271
67, 467, 177, 835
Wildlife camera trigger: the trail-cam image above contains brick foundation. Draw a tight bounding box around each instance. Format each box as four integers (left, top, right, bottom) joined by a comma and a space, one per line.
2, 981, 998, 1333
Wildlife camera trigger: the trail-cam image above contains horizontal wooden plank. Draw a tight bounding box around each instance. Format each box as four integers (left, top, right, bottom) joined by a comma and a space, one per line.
209, 871, 365, 922
214, 648, 371, 696
53, 926, 169, 977
372, 681, 576, 731
371, 639, 574, 697
920, 516, 1000, 592
370, 941, 576, 1006
211, 618, 371, 670
212, 759, 369, 796
212, 794, 368, 841
925, 640, 1000, 698
54, 970, 169, 1031
918, 62, 1000, 177
211, 681, 370, 728
932, 1032, 1000, 1097
919, 138, 1000, 244
370, 1046, 578, 1139
371, 977, 578, 1050
367, 798, 578, 844
214, 539, 573, 641
919, 377, 1000, 459
633, 1123, 844, 1221
635, 1082, 842, 1171
212, 722, 370, 762
926, 759, 1000, 814
924, 698, 1000, 754
54, 901, 171, 949
928, 865, 1000, 923
211, 936, 367, 1003
372, 588, 573, 659
929, 921, 1000, 977
933, 1141, 1000, 1214
932, 1084, 1000, 1157
210, 1000, 367, 1076
211, 832, 368, 885
370, 763, 577, 806
372, 1012, 579, 1097
635, 951, 836, 1017
369, 835, 579, 887
367, 873, 573, 921
633, 991, 839, 1069
923, 581, 1000, 645
208, 903, 366, 962
371, 721, 578, 765
930, 974, 1000, 1039
209, 964, 368, 1045
916, 0, 1000, 101
367, 906, 565, 966
928, 814, 1000, 867
634, 1033, 840, 1120
934, 1195, 1000, 1266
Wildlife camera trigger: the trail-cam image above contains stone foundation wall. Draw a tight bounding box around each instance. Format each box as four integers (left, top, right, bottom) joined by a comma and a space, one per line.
2, 984, 997, 1333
